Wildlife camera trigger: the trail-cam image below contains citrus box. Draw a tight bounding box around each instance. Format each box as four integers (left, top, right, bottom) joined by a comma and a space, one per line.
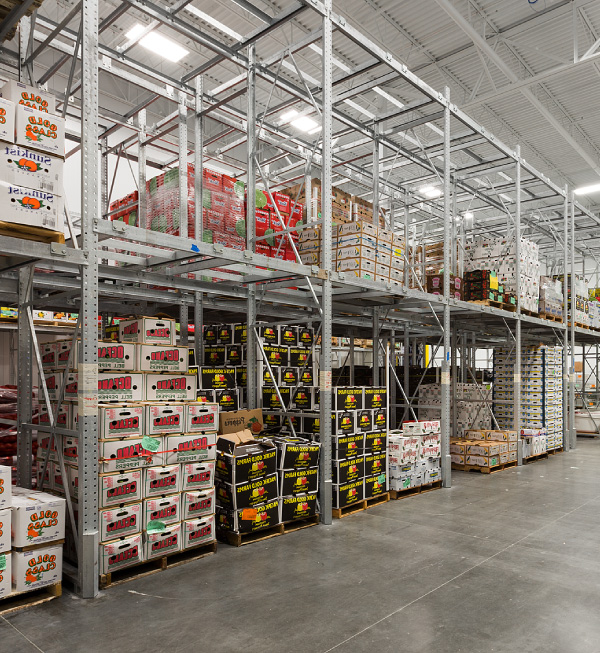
119, 317, 175, 345
145, 403, 185, 435
0, 98, 14, 143
0, 142, 63, 194
0, 179, 64, 232
99, 404, 144, 439
144, 522, 181, 560
99, 470, 142, 508
12, 545, 62, 592
97, 342, 136, 371
143, 465, 180, 498
145, 374, 196, 401
16, 105, 65, 156
99, 437, 164, 473
0, 508, 10, 553
0, 466, 11, 509
181, 488, 215, 519
98, 373, 145, 402
164, 433, 217, 464
99, 533, 142, 575
11, 489, 65, 547
137, 344, 188, 372
143, 494, 180, 529
185, 402, 218, 433
100, 503, 141, 543
0, 551, 10, 598
181, 462, 215, 491
1, 80, 55, 113
182, 515, 215, 549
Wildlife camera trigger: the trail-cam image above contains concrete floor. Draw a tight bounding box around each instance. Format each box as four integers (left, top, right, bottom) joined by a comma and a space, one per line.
4, 439, 600, 653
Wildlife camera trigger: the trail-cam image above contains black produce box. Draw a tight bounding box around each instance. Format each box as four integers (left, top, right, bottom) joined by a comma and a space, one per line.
264, 413, 282, 429
225, 345, 243, 366
364, 387, 386, 410
188, 348, 196, 367
203, 325, 218, 345
364, 474, 387, 499
199, 367, 236, 390
216, 499, 280, 534
291, 388, 313, 410
272, 437, 320, 469
356, 410, 373, 433
216, 430, 277, 484
298, 327, 314, 347
299, 367, 314, 386
262, 386, 291, 410
364, 431, 387, 453
259, 325, 279, 344
289, 347, 312, 368
203, 346, 226, 366
235, 367, 247, 388
262, 367, 279, 386
280, 414, 301, 434
332, 456, 365, 484
263, 345, 289, 367
332, 433, 364, 458
197, 389, 216, 402
280, 326, 298, 346
334, 387, 363, 411
364, 452, 387, 477
280, 367, 299, 386
314, 388, 320, 408
280, 467, 319, 495
333, 410, 356, 435
233, 323, 247, 344
373, 408, 387, 432
215, 389, 239, 411
279, 493, 318, 522
217, 324, 233, 344
216, 473, 279, 509
333, 479, 364, 509
302, 415, 320, 436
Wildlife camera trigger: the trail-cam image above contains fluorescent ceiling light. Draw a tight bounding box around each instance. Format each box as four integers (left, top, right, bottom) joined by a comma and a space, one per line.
125, 24, 188, 62
291, 116, 319, 132
419, 185, 442, 199
575, 183, 600, 195
280, 109, 298, 123
464, 211, 474, 220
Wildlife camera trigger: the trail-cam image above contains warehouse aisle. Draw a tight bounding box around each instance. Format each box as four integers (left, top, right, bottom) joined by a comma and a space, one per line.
4, 440, 600, 653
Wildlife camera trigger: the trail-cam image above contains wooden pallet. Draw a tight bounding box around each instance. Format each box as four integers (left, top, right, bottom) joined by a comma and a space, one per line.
539, 313, 563, 323
218, 524, 284, 547
390, 480, 442, 500
577, 431, 600, 438
282, 514, 320, 533
524, 452, 549, 463
0, 582, 61, 616
452, 460, 518, 474
332, 492, 390, 519
99, 541, 217, 589
521, 308, 539, 317
0, 221, 65, 245
547, 446, 564, 455
469, 299, 517, 313
568, 322, 590, 330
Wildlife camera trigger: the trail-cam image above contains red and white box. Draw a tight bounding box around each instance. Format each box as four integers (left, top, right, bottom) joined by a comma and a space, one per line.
137, 344, 188, 373
181, 462, 215, 491
144, 374, 196, 402
182, 515, 215, 549
0, 551, 10, 598
143, 494, 180, 529
185, 402, 218, 433
99, 533, 142, 575
97, 342, 137, 371
99, 404, 144, 439
144, 522, 181, 560
143, 465, 180, 498
99, 437, 164, 473
98, 372, 145, 402
164, 433, 217, 464
119, 317, 175, 345
0, 508, 10, 552
100, 503, 141, 543
99, 470, 142, 508
43, 371, 62, 401
145, 403, 185, 435
181, 488, 215, 520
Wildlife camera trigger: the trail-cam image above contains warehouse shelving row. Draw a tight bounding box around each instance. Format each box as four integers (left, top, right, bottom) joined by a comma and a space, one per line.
1, 0, 600, 599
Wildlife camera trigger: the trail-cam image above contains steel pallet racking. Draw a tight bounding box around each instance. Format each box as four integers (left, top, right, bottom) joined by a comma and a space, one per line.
0, 0, 599, 598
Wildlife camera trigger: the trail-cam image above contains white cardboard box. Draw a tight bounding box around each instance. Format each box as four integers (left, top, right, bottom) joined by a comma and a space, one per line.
97, 342, 137, 371
0, 508, 10, 553
11, 488, 65, 547
15, 105, 65, 156
99, 533, 143, 575
164, 433, 217, 464
0, 551, 10, 598
185, 403, 219, 433
144, 522, 182, 560
142, 495, 180, 529
181, 462, 215, 491
181, 488, 215, 520
99, 404, 144, 439
100, 503, 142, 543
12, 545, 62, 592
144, 374, 197, 402
0, 179, 64, 232
99, 438, 164, 473
0, 466, 11, 509
1, 80, 55, 113
143, 465, 180, 498
137, 344, 188, 372
99, 470, 143, 508
98, 372, 145, 402
145, 403, 185, 435
182, 515, 215, 549
119, 318, 175, 345
0, 98, 14, 143
0, 142, 63, 193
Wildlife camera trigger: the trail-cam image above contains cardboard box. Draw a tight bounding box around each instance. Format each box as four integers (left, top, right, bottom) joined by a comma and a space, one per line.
0, 466, 11, 510
332, 433, 364, 458
0, 178, 64, 232
12, 545, 62, 592
261, 386, 291, 411
364, 474, 387, 498
216, 431, 276, 484
279, 493, 318, 522
11, 489, 66, 547
262, 345, 289, 367
216, 473, 278, 509
181, 462, 215, 491
145, 403, 185, 435
182, 515, 215, 549
145, 374, 197, 401
290, 387, 313, 410
97, 342, 136, 371
186, 402, 219, 433
99, 437, 164, 473
0, 551, 10, 598
280, 467, 319, 495
43, 371, 62, 401
0, 99, 14, 143
138, 345, 188, 373
0, 143, 65, 196
99, 471, 142, 508
143, 494, 180, 529
164, 433, 217, 464
144, 522, 181, 560
16, 105, 65, 156
356, 410, 373, 433
119, 317, 175, 345
100, 503, 141, 543
258, 325, 279, 344
272, 437, 320, 469
0, 508, 10, 553
334, 387, 363, 411
363, 387, 386, 410
332, 479, 364, 509
332, 456, 364, 484
98, 372, 145, 402
289, 347, 312, 368
372, 408, 387, 432
219, 408, 263, 435
199, 367, 236, 390
99, 404, 144, 439
332, 410, 356, 435
143, 465, 180, 498
181, 488, 216, 519
216, 499, 280, 534
99, 533, 142, 575
364, 452, 387, 477
364, 432, 387, 453
280, 326, 298, 346
1, 80, 55, 113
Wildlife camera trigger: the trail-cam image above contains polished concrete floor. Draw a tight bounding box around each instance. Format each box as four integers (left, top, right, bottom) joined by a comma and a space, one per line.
4, 438, 600, 653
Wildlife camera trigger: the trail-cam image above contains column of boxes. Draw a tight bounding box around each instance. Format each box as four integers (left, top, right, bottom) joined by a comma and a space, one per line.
450, 429, 518, 469
556, 274, 590, 326
0, 80, 66, 234
418, 383, 490, 434
539, 276, 564, 319
388, 421, 441, 490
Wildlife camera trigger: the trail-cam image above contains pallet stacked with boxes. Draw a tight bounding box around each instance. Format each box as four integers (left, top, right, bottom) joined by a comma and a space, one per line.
539, 276, 564, 321
450, 429, 518, 471
418, 383, 490, 434
0, 468, 66, 601
493, 345, 563, 454
557, 274, 590, 327
0, 81, 66, 237
388, 421, 441, 493
37, 316, 218, 581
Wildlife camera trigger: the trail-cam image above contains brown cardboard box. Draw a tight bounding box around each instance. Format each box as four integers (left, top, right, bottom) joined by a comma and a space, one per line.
219, 409, 263, 435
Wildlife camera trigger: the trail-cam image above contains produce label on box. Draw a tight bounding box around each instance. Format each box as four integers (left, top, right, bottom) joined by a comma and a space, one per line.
183, 515, 215, 549
12, 546, 62, 593
138, 344, 188, 372
100, 503, 141, 542
99, 437, 164, 473
15, 105, 65, 157
0, 552, 10, 598
99, 404, 144, 439
145, 403, 185, 435
281, 368, 298, 386
165, 433, 217, 464
144, 522, 182, 560
11, 490, 66, 547
98, 373, 145, 402
100, 533, 142, 575
98, 342, 136, 371
2, 80, 55, 113
0, 143, 63, 194
0, 179, 64, 232
143, 465, 180, 497
145, 374, 197, 401
280, 326, 298, 346
100, 471, 142, 508
181, 488, 215, 519
0, 99, 14, 143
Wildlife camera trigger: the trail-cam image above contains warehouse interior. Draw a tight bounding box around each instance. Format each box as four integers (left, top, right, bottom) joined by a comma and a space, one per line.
1, 0, 600, 650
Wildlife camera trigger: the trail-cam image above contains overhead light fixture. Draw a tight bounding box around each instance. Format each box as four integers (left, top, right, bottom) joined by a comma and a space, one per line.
125, 24, 188, 62
464, 211, 474, 220
280, 109, 298, 123
291, 116, 319, 132
419, 185, 442, 199
574, 183, 600, 195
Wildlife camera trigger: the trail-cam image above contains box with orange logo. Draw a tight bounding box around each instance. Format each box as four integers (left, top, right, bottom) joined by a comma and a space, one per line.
216, 473, 278, 510
0, 143, 64, 194
0, 179, 64, 232
12, 545, 62, 593
280, 467, 319, 495
279, 492, 317, 522
11, 488, 66, 547
333, 479, 364, 509
0, 465, 11, 509
0, 99, 14, 143
0, 551, 10, 598
1, 80, 55, 114
15, 105, 65, 157
216, 430, 276, 484
216, 499, 280, 534
0, 508, 10, 552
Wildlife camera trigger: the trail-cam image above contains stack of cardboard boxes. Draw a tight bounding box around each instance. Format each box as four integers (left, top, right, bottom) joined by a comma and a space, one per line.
450, 429, 518, 469
418, 383, 490, 434
388, 421, 441, 490
539, 276, 563, 320
557, 274, 589, 327
0, 81, 65, 235
0, 469, 66, 598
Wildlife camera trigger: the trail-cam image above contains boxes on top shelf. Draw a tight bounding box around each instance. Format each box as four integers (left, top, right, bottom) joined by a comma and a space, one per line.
1, 80, 55, 114
0, 178, 64, 232
15, 105, 65, 157
119, 317, 176, 345
0, 142, 63, 194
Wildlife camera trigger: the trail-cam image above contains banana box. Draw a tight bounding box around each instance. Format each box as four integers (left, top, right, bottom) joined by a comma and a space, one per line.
12, 545, 62, 593
183, 515, 215, 549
